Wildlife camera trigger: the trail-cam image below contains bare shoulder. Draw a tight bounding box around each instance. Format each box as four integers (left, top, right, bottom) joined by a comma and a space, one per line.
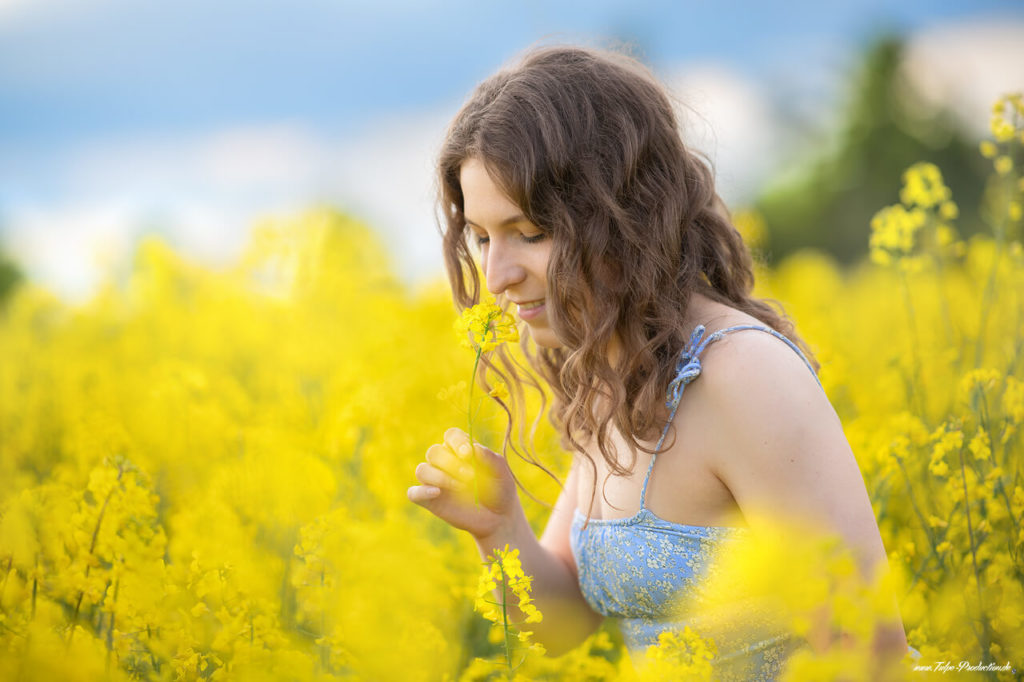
692, 322, 873, 529
697, 322, 822, 404
680, 302, 889, 578
692, 320, 833, 463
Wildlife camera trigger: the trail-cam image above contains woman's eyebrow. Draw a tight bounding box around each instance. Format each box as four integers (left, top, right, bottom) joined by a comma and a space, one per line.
465, 214, 528, 229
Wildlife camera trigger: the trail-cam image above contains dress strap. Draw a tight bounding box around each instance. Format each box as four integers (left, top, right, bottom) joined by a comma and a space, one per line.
638, 324, 821, 509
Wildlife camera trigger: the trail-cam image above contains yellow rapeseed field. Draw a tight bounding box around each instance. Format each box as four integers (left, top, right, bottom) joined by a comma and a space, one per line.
0, 95, 1022, 680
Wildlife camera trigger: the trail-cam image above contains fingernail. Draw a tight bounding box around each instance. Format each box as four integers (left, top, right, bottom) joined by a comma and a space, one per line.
425, 486, 440, 497
458, 444, 472, 458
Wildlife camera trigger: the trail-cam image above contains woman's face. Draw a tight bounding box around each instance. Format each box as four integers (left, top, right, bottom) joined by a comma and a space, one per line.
460, 157, 561, 349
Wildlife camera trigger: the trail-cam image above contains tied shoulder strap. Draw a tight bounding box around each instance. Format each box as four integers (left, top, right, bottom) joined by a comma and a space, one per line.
638, 324, 821, 508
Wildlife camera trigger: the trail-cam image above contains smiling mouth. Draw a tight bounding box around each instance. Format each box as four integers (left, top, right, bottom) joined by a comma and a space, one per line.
518, 299, 544, 310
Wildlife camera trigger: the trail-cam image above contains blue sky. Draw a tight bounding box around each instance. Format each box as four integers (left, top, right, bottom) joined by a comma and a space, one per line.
2, 0, 1017, 144
1, 0, 1022, 299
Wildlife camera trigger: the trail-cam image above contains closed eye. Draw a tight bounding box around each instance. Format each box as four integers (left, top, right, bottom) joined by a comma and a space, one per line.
467, 229, 546, 247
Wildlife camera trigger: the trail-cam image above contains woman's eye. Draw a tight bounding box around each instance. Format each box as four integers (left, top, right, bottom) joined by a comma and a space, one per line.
475, 235, 490, 246
521, 233, 547, 244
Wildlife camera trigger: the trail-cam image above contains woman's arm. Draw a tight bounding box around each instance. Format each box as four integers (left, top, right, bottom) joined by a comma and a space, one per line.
695, 332, 909, 667
409, 428, 603, 656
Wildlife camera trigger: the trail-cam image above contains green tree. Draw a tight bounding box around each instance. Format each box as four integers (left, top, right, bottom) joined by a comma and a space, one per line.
0, 245, 23, 306
757, 36, 989, 264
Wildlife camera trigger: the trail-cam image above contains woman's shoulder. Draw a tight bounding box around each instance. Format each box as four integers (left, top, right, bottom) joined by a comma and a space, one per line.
680, 299, 825, 436
684, 301, 838, 480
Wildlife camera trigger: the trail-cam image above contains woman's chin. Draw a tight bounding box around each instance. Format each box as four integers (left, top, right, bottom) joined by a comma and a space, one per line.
528, 327, 564, 349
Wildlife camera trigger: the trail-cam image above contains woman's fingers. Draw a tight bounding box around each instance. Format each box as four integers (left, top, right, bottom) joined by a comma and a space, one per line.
415, 461, 468, 492
440, 428, 507, 477
443, 427, 474, 461
407, 484, 441, 505
425, 444, 475, 482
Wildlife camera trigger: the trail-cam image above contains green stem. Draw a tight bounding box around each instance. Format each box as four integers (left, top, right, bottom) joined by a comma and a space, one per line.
894, 455, 940, 557
973, 189, 1007, 369
899, 268, 929, 423
957, 439, 992, 658
0, 556, 12, 611
468, 348, 482, 505
930, 250, 959, 373
978, 393, 1021, 565
320, 567, 328, 672
498, 559, 513, 674
106, 577, 119, 672
69, 463, 125, 646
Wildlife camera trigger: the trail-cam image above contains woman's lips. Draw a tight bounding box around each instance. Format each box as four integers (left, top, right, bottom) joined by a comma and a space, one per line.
517, 299, 545, 321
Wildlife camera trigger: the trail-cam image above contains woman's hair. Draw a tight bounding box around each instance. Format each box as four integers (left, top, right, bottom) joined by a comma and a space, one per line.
438, 44, 818, 508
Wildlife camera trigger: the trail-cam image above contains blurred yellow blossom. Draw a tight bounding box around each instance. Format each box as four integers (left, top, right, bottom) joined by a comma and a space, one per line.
489, 380, 509, 402
900, 163, 951, 208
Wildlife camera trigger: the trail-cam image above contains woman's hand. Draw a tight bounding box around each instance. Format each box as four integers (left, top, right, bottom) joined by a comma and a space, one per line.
408, 427, 522, 540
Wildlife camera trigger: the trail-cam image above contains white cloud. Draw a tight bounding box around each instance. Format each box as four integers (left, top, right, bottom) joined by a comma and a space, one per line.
1, 112, 457, 301
328, 110, 453, 285
902, 18, 1024, 137
61, 123, 332, 204
5, 200, 141, 302
661, 64, 784, 204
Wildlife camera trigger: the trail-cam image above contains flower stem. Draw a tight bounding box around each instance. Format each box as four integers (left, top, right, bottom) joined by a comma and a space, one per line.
899, 268, 929, 424
468, 348, 482, 505
498, 559, 513, 673
957, 438, 992, 657
974, 187, 1007, 368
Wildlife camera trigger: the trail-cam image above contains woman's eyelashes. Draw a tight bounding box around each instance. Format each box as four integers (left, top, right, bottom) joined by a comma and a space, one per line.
471, 231, 547, 246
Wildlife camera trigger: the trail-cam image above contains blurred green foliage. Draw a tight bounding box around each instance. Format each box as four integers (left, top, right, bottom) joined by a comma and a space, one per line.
0, 246, 22, 307
756, 36, 990, 265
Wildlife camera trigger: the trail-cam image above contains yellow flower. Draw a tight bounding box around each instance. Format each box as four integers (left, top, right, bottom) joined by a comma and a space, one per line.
979, 140, 998, 158
1004, 377, 1024, 423
992, 119, 1015, 143
869, 205, 926, 263
455, 302, 519, 352
900, 163, 951, 209
958, 368, 1001, 405
488, 380, 509, 402
732, 209, 767, 248
474, 543, 544, 670
994, 156, 1013, 175
935, 224, 956, 247
968, 430, 991, 461
928, 451, 950, 478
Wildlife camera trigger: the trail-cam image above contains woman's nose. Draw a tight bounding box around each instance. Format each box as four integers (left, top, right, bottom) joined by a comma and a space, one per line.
484, 242, 526, 295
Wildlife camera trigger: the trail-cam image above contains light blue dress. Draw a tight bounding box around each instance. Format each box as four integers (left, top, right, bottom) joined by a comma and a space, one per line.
569, 324, 820, 679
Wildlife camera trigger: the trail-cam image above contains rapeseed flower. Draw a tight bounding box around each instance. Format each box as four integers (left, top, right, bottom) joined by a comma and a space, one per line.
456, 302, 519, 504
2, 96, 1023, 681
489, 380, 510, 402
900, 163, 951, 209
474, 544, 544, 673
455, 301, 519, 352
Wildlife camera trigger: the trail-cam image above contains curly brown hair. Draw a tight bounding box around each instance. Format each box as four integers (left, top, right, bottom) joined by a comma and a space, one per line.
438, 45, 818, 503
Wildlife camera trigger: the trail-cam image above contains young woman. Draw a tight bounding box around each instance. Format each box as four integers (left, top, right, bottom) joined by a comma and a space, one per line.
408, 45, 910, 677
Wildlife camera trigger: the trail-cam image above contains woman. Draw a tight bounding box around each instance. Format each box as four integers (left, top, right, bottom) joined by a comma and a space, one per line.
407, 45, 910, 677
